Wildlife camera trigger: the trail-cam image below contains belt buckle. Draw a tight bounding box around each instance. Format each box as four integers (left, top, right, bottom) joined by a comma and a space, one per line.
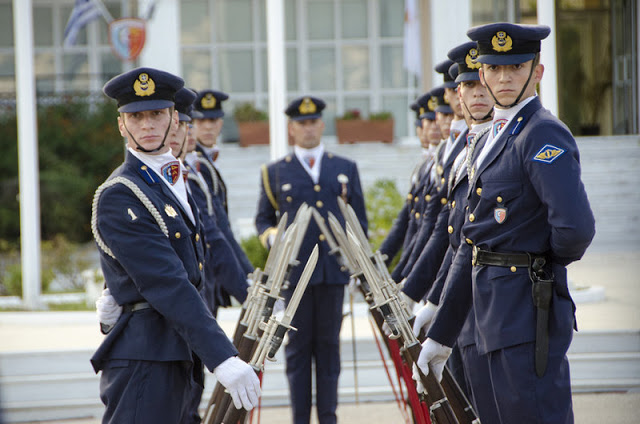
472, 245, 478, 266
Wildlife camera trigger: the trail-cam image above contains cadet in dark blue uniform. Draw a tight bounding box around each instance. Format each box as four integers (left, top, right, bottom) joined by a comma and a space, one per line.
255, 96, 368, 424
191, 90, 255, 293
417, 24, 596, 424
91, 68, 260, 423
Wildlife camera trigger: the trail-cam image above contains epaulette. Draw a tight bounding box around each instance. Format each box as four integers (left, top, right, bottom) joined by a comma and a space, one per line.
261, 164, 278, 211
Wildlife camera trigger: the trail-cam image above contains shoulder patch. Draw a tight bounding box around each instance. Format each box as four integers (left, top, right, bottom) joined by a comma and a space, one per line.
532, 144, 565, 164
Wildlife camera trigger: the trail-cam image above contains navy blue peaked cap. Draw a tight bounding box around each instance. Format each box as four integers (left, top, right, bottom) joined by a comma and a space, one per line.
285, 96, 326, 121
432, 85, 452, 114
467, 22, 550, 65
435, 59, 457, 88
448, 63, 459, 83
410, 101, 422, 128
103, 67, 184, 113
416, 90, 437, 121
192, 90, 229, 119
447, 41, 482, 83
174, 88, 197, 122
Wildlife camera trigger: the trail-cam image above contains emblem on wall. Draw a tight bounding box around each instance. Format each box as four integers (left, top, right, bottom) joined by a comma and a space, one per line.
109, 18, 146, 62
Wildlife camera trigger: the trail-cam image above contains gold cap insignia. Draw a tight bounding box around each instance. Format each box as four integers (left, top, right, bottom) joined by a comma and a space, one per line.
165, 204, 178, 218
299, 97, 317, 115
428, 96, 437, 111
492, 31, 513, 52
465, 48, 481, 69
419, 107, 425, 116
201, 93, 216, 109
133, 73, 155, 97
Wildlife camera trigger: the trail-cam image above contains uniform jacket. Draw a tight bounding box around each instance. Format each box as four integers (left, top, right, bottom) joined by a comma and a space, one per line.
255, 151, 368, 286
91, 152, 237, 373
433, 98, 596, 354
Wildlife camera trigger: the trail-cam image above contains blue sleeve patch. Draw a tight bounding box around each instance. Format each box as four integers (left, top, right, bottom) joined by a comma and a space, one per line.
532, 144, 565, 164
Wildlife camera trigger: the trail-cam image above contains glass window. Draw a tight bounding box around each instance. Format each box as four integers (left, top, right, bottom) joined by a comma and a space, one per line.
286, 47, 298, 91
341, 0, 368, 39
216, 0, 253, 43
98, 4, 123, 45
0, 3, 14, 47
342, 45, 369, 90
34, 6, 53, 47
309, 48, 335, 90
181, 0, 211, 45
321, 97, 337, 135
285, 0, 297, 41
380, 0, 403, 37
63, 53, 89, 91
343, 97, 370, 116
218, 49, 254, 92
382, 95, 408, 137
381, 45, 407, 88
101, 52, 123, 84
34, 53, 54, 93
61, 5, 88, 46
182, 50, 212, 89
307, 0, 334, 40
471, 0, 507, 24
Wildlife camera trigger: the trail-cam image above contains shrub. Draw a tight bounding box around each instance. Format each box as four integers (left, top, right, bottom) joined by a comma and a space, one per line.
369, 111, 393, 121
240, 235, 269, 270
233, 103, 268, 122
339, 109, 362, 120
364, 178, 404, 269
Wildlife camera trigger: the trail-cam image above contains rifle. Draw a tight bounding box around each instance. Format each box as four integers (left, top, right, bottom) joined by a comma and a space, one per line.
346, 228, 459, 424
220, 245, 319, 424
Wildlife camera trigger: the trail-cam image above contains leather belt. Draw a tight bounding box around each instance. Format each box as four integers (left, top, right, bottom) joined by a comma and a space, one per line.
123, 301, 151, 313
472, 246, 531, 267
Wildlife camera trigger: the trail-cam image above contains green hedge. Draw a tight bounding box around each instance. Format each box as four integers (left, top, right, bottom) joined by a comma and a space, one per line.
0, 100, 123, 242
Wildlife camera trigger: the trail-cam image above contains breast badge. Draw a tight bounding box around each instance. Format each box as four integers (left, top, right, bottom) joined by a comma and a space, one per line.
165, 204, 178, 218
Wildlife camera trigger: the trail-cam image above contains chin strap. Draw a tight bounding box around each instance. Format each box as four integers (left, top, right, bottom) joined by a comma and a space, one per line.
123, 119, 173, 154
462, 99, 494, 123
176, 126, 188, 158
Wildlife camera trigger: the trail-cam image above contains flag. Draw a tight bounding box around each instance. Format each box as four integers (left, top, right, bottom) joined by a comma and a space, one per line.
63, 0, 102, 47
403, 0, 422, 78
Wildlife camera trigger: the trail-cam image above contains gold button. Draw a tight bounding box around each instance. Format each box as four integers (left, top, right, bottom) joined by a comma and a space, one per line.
451, 200, 456, 209
448, 226, 454, 234
316, 200, 324, 208
141, 165, 148, 170
425, 195, 432, 201
286, 196, 292, 202
319, 234, 326, 241
466, 238, 473, 245
314, 185, 321, 192
407, 193, 413, 200
285, 156, 292, 162
414, 195, 419, 201
195, 234, 200, 242
441, 198, 447, 205
476, 187, 482, 196
415, 212, 421, 219
199, 262, 203, 270
497, 196, 503, 203
206, 243, 211, 249
175, 232, 181, 239
469, 214, 475, 222
510, 266, 517, 273
441, 177, 446, 184
328, 153, 334, 158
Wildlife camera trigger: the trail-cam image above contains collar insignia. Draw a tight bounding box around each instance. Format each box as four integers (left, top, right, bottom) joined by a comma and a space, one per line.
299, 97, 317, 114
533, 144, 565, 164
161, 161, 181, 185
493, 119, 508, 136
133, 72, 155, 97
165, 204, 178, 218
465, 48, 481, 69
201, 93, 216, 109
492, 31, 513, 52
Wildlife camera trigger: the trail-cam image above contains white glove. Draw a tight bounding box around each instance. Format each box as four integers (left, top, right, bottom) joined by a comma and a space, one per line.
417, 338, 452, 382
412, 364, 425, 394
399, 291, 416, 312
267, 234, 276, 248
213, 356, 261, 410
96, 288, 122, 326
348, 277, 360, 295
412, 301, 438, 337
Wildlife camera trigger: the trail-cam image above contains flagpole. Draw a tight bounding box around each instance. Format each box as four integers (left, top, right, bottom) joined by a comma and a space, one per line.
91, 0, 114, 23
13, 0, 43, 310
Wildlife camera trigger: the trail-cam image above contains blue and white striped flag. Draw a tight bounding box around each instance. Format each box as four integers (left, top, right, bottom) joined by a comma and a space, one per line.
63, 0, 102, 47
403, 0, 421, 78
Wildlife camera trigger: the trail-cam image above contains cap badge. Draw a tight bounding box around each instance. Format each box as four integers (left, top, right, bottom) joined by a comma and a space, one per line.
299, 97, 317, 115
465, 48, 481, 69
428, 96, 437, 111
419, 107, 425, 116
133, 72, 155, 97
492, 31, 513, 52
201, 93, 217, 109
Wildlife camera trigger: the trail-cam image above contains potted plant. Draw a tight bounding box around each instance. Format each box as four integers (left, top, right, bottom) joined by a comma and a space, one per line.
233, 103, 270, 147
335, 109, 394, 144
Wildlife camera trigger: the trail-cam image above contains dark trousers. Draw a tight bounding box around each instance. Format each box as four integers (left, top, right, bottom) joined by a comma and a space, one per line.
460, 344, 500, 424
284, 284, 344, 424
487, 341, 574, 424
100, 359, 197, 424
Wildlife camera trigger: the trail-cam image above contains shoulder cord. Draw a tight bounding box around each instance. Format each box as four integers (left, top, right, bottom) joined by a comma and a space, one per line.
261, 164, 279, 211
187, 173, 214, 216
466, 126, 491, 187
91, 176, 169, 259
196, 157, 219, 196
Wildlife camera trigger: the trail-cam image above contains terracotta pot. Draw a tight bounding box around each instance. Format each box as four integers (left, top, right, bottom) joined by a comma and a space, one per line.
237, 121, 270, 146
335, 119, 394, 144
